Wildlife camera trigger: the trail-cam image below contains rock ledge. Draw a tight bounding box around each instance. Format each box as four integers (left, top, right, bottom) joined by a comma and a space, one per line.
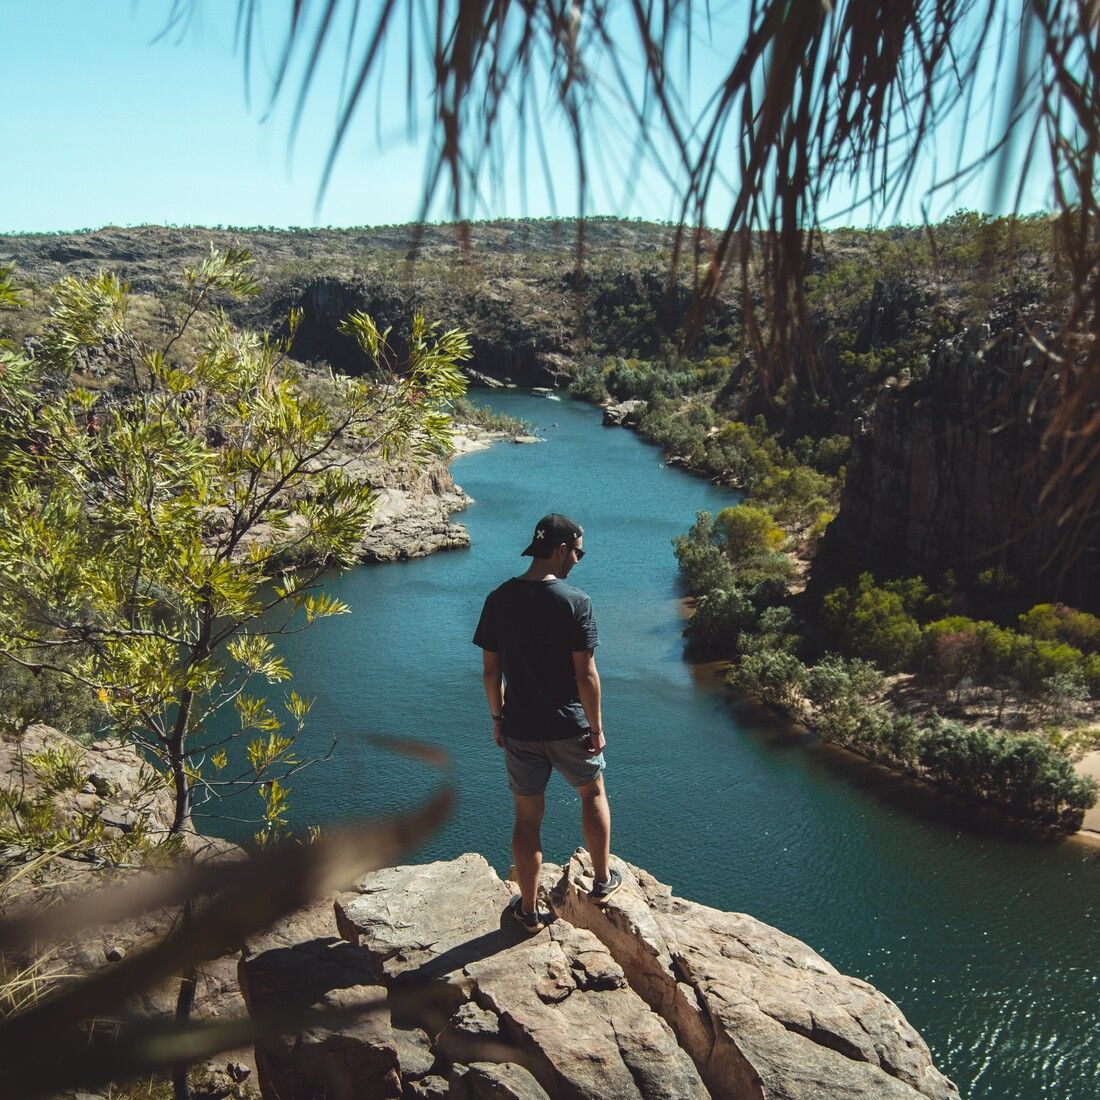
237, 851, 958, 1100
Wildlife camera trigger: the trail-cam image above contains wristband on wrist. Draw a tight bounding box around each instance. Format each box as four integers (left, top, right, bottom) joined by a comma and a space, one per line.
491, 713, 503, 721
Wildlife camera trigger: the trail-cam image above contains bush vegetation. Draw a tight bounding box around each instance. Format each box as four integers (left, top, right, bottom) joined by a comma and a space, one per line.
730, 648, 1096, 829
448, 396, 532, 435
676, 526, 1098, 829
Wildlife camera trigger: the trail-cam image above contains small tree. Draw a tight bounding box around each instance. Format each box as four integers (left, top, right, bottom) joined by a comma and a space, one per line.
673, 511, 736, 596
0, 249, 470, 1099
714, 503, 785, 563
822, 574, 921, 672
1018, 603, 1100, 653
685, 586, 756, 654
729, 647, 807, 714
0, 248, 469, 842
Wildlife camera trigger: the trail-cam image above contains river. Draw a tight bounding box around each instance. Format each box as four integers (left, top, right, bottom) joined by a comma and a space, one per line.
200, 390, 1100, 1100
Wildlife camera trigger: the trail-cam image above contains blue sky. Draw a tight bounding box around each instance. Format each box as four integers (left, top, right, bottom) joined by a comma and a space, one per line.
1, 1, 1053, 233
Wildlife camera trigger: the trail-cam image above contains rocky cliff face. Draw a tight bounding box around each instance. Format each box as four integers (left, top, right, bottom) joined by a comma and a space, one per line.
259, 275, 574, 386
237, 850, 958, 1100
1, 723, 957, 1100
813, 314, 1100, 609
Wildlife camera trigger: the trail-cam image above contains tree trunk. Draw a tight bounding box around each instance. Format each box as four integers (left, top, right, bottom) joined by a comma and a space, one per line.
172, 898, 197, 1100
169, 613, 211, 1100
168, 690, 194, 1100
168, 686, 194, 835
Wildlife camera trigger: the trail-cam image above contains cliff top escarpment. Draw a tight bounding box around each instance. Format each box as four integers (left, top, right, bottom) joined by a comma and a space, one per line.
240, 849, 959, 1099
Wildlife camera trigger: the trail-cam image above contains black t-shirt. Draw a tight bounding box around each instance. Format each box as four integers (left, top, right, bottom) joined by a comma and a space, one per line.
472, 577, 600, 741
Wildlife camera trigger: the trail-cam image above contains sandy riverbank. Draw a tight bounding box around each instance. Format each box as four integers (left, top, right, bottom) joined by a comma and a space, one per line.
450, 424, 544, 457
1075, 750, 1100, 840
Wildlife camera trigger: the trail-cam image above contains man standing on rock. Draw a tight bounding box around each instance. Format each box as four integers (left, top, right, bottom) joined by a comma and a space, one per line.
473, 513, 621, 933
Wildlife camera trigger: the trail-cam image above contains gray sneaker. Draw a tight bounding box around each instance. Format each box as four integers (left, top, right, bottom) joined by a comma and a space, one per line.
508, 895, 546, 934
590, 868, 622, 904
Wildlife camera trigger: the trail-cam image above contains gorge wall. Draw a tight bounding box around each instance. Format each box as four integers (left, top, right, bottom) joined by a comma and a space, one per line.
258, 273, 573, 385
811, 311, 1100, 610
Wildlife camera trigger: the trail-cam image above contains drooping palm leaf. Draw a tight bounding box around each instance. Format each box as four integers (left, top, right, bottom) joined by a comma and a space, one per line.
210, 0, 1097, 566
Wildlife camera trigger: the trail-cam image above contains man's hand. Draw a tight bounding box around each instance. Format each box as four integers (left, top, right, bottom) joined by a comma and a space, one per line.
493, 717, 504, 748
586, 726, 606, 754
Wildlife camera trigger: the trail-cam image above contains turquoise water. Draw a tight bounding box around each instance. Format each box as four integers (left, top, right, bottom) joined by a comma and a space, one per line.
200, 392, 1100, 1100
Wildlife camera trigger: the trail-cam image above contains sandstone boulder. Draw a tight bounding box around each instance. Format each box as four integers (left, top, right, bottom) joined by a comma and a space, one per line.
394, 1024, 437, 1080
602, 399, 647, 427
551, 850, 959, 1100
0, 724, 174, 846
450, 1061, 551, 1099
408, 1075, 450, 1098
435, 1002, 511, 1067
336, 854, 708, 1099
465, 368, 505, 388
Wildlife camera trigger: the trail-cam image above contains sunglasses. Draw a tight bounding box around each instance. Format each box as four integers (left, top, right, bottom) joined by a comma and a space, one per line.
569, 543, 586, 560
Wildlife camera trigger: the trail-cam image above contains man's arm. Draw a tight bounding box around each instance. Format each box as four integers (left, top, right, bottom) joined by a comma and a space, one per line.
482, 650, 505, 747
572, 649, 604, 754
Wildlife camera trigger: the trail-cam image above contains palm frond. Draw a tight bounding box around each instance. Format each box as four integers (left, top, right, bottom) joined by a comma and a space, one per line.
218, 0, 1098, 576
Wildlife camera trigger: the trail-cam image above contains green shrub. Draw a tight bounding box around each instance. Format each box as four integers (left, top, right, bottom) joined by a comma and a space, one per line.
917, 716, 1096, 828
448, 397, 532, 434
674, 512, 732, 596
756, 465, 832, 527
735, 552, 796, 590
920, 614, 1100, 704
568, 362, 608, 402
673, 534, 736, 597
920, 616, 1014, 680
880, 576, 949, 620
793, 659, 1097, 829
809, 434, 851, 475
822, 574, 921, 671
0, 660, 100, 739
756, 605, 797, 639
729, 647, 807, 711
685, 587, 757, 653
807, 510, 835, 550
709, 420, 781, 490
714, 505, 785, 562
1042, 671, 1090, 722
1018, 603, 1100, 653
26, 742, 85, 794
1012, 637, 1089, 696
748, 577, 791, 613
803, 654, 885, 744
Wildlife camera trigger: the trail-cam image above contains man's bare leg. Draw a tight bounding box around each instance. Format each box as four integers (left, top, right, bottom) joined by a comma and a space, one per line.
577, 775, 611, 884
512, 792, 545, 914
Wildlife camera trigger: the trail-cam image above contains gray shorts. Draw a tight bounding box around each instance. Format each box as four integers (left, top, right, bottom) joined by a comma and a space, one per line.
501, 734, 605, 796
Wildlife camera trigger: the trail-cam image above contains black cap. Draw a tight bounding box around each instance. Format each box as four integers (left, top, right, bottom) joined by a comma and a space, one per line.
521, 513, 583, 557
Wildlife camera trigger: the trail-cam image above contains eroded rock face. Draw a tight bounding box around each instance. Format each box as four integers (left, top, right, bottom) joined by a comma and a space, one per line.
813, 319, 1100, 609
237, 936, 401, 1100
450, 1060, 552, 1099
47, 845, 953, 1100
551, 850, 959, 1100
232, 438, 474, 566
0, 723, 176, 846
602, 399, 647, 427
335, 853, 708, 1099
